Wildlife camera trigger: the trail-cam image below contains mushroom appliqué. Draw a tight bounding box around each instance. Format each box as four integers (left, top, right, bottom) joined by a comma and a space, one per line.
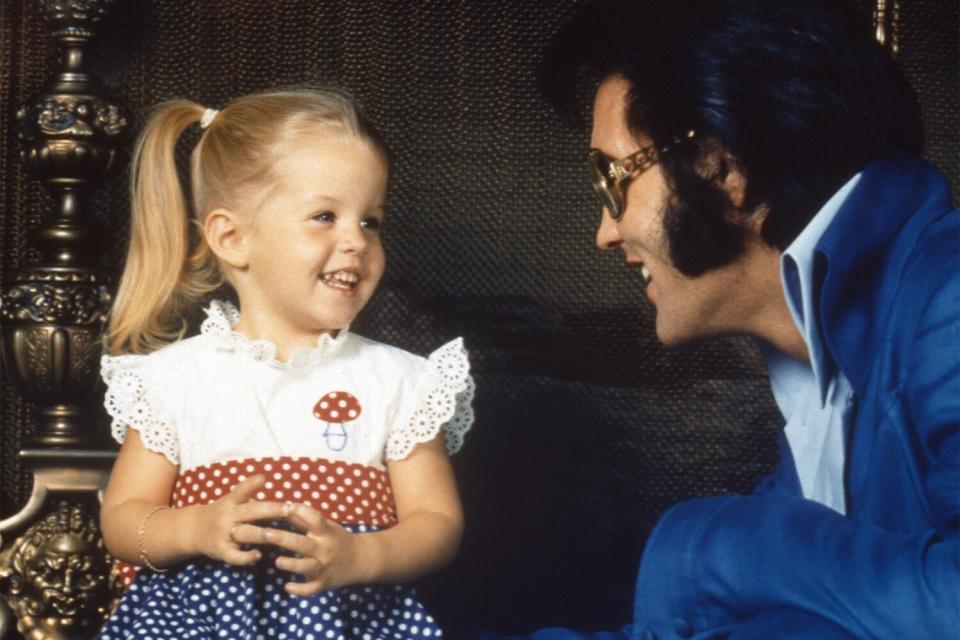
312, 391, 362, 451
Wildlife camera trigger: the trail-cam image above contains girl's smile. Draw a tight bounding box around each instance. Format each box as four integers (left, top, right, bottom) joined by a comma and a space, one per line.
320, 269, 362, 291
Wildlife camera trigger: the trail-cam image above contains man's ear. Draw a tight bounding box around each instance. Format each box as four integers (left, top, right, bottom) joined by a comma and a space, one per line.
204, 208, 249, 269
721, 158, 748, 210
719, 156, 772, 236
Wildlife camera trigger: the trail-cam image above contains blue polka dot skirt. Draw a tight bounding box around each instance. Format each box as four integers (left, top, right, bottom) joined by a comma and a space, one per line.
99, 457, 443, 639
98, 553, 442, 639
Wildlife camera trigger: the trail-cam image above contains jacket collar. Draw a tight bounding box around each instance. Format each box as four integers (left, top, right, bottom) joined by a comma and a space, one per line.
815, 156, 954, 396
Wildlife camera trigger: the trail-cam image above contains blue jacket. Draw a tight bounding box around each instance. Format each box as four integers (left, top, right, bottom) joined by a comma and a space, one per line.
512, 158, 960, 639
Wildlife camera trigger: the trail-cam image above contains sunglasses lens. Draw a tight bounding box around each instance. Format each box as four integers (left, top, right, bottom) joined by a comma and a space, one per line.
591, 182, 622, 219
588, 151, 623, 219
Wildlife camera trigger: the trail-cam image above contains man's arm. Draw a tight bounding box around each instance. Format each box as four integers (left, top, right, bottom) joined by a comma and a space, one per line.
632, 271, 960, 639
635, 493, 957, 638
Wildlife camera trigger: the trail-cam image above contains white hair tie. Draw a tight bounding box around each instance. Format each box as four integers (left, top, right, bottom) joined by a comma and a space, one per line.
199, 108, 219, 129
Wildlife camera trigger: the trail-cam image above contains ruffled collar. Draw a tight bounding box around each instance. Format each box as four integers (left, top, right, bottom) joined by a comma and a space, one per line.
199, 300, 349, 370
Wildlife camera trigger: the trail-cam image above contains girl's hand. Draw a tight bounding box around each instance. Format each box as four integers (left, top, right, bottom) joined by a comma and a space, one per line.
193, 475, 288, 565
264, 503, 366, 595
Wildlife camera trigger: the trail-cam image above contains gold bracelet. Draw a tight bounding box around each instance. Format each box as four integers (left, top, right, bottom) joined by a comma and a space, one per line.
137, 505, 170, 573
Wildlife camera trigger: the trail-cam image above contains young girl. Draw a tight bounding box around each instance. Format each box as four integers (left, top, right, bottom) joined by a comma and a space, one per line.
97, 89, 474, 639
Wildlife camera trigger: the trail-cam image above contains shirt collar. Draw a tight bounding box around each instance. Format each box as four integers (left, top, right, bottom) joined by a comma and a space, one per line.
780, 172, 862, 405
200, 299, 349, 370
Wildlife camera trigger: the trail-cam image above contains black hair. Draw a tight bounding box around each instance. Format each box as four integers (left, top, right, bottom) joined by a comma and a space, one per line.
541, 0, 922, 276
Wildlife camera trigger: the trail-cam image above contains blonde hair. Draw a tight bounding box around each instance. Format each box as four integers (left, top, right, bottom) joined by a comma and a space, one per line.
108, 88, 383, 355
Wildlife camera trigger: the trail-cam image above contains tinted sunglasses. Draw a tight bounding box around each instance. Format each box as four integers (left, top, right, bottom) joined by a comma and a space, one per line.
587, 130, 696, 220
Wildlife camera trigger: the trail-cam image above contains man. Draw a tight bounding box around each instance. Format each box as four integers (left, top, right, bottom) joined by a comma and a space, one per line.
525, 1, 958, 637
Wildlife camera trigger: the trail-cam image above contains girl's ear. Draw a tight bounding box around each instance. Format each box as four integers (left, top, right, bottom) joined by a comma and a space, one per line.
204, 208, 249, 269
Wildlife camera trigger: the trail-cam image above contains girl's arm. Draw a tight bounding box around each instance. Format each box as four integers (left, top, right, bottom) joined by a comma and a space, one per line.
268, 433, 464, 594
101, 429, 289, 568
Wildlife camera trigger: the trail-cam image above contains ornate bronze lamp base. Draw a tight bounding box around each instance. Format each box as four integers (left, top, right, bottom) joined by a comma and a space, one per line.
1, 1, 126, 637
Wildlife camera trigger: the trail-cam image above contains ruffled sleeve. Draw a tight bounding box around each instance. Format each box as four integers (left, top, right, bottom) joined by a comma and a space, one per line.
385, 338, 475, 461
101, 354, 179, 465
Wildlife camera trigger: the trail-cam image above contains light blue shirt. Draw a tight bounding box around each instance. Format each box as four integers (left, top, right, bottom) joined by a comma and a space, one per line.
760, 173, 861, 515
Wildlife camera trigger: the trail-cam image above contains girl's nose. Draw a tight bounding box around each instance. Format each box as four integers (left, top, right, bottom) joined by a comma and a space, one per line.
595, 208, 622, 250
338, 224, 369, 255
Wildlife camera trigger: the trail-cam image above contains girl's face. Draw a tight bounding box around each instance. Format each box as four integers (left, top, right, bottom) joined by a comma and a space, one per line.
238, 135, 387, 341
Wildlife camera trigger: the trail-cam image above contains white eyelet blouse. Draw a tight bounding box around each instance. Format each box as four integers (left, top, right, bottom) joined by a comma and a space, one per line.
101, 300, 475, 473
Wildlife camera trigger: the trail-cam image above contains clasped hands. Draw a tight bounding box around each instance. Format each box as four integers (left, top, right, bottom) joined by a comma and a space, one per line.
195, 475, 363, 595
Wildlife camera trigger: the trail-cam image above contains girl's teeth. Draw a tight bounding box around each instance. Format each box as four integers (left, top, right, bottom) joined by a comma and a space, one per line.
323, 271, 359, 289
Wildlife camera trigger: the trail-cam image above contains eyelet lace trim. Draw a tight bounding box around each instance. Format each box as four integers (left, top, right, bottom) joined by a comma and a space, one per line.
200, 300, 347, 369
386, 338, 475, 461
101, 355, 179, 465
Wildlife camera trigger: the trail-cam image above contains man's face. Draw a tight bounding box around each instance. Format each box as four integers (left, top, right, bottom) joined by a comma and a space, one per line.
591, 75, 759, 345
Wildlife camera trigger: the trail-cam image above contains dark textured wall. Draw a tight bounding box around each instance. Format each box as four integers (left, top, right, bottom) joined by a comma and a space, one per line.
1, 1, 956, 634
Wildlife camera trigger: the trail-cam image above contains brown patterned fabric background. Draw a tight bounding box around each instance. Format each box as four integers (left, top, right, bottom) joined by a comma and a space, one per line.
1, 0, 956, 633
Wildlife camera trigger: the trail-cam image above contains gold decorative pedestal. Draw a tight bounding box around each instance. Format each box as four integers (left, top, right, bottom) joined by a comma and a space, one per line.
0, 1, 126, 637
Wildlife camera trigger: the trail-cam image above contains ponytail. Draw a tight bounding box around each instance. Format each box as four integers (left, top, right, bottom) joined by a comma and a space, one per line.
107, 101, 221, 355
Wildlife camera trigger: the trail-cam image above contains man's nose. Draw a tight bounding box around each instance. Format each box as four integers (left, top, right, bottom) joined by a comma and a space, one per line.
595, 208, 622, 250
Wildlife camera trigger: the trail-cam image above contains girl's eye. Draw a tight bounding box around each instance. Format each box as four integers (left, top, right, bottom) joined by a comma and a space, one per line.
361, 217, 382, 231
312, 211, 335, 223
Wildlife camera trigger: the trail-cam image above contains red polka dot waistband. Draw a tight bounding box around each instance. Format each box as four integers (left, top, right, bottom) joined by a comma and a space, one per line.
173, 456, 397, 527
117, 457, 397, 589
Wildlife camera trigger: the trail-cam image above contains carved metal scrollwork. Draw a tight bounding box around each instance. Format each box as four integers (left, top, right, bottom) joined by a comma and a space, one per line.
0, 502, 119, 640
2, 278, 111, 327
38, 1, 115, 38
17, 96, 126, 182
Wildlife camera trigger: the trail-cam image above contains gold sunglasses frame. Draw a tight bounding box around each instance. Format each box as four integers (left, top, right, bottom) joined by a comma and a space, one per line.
588, 130, 696, 220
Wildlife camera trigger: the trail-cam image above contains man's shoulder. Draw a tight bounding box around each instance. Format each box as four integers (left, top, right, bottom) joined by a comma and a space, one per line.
903, 204, 957, 279
828, 157, 956, 304
817, 159, 956, 392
